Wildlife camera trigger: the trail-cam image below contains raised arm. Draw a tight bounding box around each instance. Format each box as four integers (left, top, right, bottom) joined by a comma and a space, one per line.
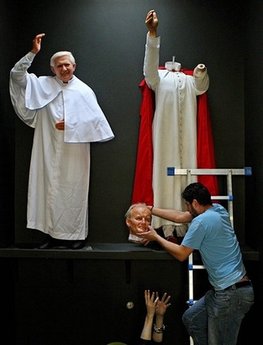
150, 206, 193, 224
140, 290, 158, 341
10, 33, 46, 87
152, 292, 171, 343
143, 10, 160, 89
9, 33, 45, 125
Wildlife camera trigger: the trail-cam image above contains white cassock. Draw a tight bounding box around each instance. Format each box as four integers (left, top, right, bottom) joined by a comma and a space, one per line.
144, 34, 209, 233
10, 52, 114, 240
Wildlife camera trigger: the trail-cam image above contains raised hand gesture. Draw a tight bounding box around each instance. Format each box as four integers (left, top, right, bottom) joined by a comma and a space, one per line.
31, 33, 45, 54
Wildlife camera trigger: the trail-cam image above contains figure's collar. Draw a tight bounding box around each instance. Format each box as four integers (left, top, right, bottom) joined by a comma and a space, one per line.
55, 75, 75, 85
128, 233, 143, 244
165, 61, 181, 72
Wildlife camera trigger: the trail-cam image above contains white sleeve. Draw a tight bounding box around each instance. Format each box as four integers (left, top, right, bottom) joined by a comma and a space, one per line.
10, 52, 36, 88
143, 34, 160, 90
193, 63, 209, 94
9, 52, 38, 127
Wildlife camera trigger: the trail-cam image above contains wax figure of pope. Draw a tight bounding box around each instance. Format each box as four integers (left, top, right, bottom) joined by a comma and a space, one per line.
10, 33, 114, 249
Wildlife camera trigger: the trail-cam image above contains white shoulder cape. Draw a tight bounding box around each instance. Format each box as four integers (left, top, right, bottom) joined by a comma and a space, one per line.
10, 72, 114, 143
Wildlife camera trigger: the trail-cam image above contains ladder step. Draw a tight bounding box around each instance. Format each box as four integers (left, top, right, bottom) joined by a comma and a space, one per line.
188, 264, 205, 270
187, 299, 196, 306
167, 167, 252, 176
211, 195, 233, 200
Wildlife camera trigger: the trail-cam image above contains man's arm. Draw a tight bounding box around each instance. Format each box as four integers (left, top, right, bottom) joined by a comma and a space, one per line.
152, 292, 171, 343
151, 206, 193, 224
137, 226, 193, 262
140, 290, 157, 341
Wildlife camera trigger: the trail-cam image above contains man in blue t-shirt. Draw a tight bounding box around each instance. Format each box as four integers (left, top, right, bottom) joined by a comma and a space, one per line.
136, 182, 254, 345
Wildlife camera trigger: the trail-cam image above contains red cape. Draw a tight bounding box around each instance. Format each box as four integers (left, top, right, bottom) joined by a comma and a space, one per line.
132, 70, 218, 205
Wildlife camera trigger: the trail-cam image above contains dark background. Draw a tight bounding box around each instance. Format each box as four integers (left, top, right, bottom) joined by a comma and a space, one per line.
0, 0, 262, 344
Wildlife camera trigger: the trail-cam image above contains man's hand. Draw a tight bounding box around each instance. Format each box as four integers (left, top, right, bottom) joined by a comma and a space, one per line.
31, 33, 45, 54
136, 225, 158, 244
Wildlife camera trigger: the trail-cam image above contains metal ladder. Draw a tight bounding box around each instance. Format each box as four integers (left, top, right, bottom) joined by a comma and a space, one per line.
167, 167, 252, 345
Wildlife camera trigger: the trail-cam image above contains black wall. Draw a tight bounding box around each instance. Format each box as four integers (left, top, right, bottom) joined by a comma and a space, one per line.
245, 0, 263, 259
1, 0, 256, 246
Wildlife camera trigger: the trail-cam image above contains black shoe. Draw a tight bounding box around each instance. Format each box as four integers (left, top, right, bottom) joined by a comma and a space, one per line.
71, 240, 86, 249
52, 239, 72, 249
37, 238, 69, 249
37, 238, 54, 249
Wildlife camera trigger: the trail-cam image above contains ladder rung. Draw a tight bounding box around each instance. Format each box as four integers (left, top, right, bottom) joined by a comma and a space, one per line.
188, 264, 205, 270
167, 167, 252, 176
187, 299, 196, 306
211, 195, 233, 200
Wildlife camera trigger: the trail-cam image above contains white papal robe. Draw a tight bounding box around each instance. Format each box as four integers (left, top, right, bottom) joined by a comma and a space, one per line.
144, 34, 209, 232
10, 52, 114, 240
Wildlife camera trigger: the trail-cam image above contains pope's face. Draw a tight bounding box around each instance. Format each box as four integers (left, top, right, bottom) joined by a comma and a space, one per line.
126, 206, 152, 235
51, 55, 76, 83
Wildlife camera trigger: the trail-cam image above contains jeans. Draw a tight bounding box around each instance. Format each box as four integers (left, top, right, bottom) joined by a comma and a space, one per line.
182, 283, 254, 345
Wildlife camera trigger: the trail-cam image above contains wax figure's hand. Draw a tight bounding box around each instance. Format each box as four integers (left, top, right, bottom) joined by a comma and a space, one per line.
55, 120, 65, 130
145, 9, 158, 36
31, 33, 45, 54
156, 292, 171, 317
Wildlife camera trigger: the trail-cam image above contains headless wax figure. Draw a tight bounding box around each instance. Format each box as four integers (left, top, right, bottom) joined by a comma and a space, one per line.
142, 10, 209, 239
10, 33, 114, 249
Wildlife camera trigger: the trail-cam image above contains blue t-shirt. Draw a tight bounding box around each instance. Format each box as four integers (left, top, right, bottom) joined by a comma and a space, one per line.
182, 203, 246, 290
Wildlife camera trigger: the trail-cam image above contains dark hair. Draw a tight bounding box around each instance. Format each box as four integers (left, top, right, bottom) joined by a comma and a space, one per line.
182, 182, 212, 206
